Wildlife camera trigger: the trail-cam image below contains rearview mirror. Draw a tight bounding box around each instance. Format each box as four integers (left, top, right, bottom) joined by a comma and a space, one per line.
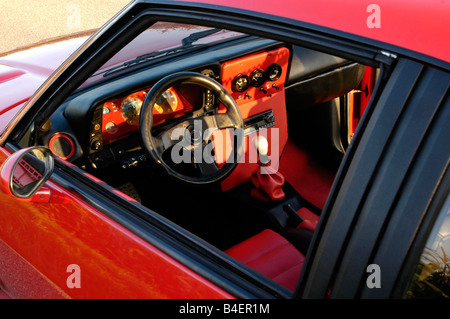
0, 146, 54, 199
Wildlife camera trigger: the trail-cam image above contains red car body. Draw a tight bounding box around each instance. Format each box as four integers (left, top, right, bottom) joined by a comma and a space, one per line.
177, 0, 450, 63
0, 0, 448, 300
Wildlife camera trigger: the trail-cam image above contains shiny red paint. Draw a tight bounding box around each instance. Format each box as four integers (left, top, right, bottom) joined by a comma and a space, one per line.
0, 101, 27, 134
0, 147, 234, 298
0, 36, 89, 132
175, 0, 450, 63
0, 65, 25, 83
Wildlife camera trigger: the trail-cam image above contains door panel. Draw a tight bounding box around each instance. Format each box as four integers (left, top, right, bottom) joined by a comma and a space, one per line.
0, 147, 233, 298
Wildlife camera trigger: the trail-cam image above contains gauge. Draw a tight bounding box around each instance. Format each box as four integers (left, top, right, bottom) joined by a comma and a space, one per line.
266, 63, 282, 81
121, 95, 143, 125
105, 122, 118, 134
250, 68, 266, 87
231, 74, 250, 92
102, 106, 111, 114
154, 88, 178, 114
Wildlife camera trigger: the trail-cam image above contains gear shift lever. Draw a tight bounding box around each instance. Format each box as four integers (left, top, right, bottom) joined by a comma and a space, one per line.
250, 135, 286, 202
254, 136, 270, 165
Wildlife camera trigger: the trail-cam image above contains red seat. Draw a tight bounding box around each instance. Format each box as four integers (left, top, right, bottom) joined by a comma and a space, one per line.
225, 229, 305, 291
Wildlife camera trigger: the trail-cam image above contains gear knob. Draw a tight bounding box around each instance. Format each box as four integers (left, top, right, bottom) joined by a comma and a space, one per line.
254, 135, 270, 165
255, 136, 268, 155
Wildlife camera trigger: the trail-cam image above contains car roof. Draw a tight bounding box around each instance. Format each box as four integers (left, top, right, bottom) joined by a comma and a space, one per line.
171, 0, 450, 64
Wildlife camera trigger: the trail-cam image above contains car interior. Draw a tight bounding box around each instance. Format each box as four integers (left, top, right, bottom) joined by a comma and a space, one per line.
26, 22, 380, 293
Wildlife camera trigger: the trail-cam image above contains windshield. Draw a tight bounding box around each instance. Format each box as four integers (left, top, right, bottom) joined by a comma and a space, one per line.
84, 22, 243, 86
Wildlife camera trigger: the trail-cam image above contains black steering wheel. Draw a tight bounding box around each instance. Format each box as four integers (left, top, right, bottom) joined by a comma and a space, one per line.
140, 72, 244, 184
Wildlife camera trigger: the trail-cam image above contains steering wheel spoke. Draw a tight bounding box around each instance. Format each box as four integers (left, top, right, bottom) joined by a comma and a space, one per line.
154, 120, 191, 154
202, 113, 238, 130
196, 159, 220, 177
153, 131, 174, 154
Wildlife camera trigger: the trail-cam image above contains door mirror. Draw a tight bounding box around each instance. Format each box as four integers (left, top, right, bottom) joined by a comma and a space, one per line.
0, 147, 54, 199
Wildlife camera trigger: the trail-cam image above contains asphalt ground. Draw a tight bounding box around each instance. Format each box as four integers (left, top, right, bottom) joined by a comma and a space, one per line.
0, 0, 130, 54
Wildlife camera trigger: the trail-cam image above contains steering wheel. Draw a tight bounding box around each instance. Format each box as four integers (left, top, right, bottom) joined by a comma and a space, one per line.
140, 72, 244, 184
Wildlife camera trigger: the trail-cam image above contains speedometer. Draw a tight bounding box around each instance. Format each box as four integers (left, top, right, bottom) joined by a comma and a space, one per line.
250, 68, 266, 87
154, 88, 178, 114
266, 63, 282, 81
121, 95, 143, 125
232, 74, 250, 92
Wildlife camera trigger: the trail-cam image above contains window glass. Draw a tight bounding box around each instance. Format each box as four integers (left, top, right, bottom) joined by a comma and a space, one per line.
405, 194, 450, 299
83, 22, 243, 87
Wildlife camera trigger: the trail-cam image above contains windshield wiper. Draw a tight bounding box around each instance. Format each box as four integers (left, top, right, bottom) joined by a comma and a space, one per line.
101, 44, 205, 77
99, 28, 223, 78
181, 28, 222, 46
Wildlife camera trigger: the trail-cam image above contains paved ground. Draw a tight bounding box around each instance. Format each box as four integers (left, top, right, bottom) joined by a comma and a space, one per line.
0, 0, 130, 54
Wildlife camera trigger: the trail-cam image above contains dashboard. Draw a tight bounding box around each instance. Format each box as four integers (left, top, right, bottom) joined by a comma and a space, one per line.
43, 42, 291, 192
91, 45, 290, 151
55, 44, 291, 188
46, 35, 327, 190
42, 32, 362, 192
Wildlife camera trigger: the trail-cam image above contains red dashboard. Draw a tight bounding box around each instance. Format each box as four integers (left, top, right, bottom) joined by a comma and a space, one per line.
97, 46, 290, 190
219, 46, 290, 190
101, 87, 194, 145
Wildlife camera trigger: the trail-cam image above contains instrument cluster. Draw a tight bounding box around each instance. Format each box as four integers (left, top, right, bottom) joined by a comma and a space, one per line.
100, 87, 187, 145
89, 47, 290, 153
231, 64, 283, 93
222, 46, 290, 105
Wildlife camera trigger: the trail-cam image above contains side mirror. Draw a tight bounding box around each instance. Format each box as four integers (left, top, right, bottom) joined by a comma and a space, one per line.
0, 146, 54, 201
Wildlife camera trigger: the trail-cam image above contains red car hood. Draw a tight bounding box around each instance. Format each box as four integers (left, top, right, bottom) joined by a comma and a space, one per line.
0, 33, 92, 132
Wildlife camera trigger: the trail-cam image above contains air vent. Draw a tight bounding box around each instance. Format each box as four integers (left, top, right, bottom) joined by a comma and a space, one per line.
49, 133, 75, 160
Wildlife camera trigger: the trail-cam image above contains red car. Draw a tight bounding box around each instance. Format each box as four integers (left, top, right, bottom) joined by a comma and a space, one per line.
0, 0, 449, 301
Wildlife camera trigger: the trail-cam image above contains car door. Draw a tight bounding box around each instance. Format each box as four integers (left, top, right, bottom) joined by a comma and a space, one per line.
0, 3, 241, 299
297, 58, 449, 298
0, 146, 239, 298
